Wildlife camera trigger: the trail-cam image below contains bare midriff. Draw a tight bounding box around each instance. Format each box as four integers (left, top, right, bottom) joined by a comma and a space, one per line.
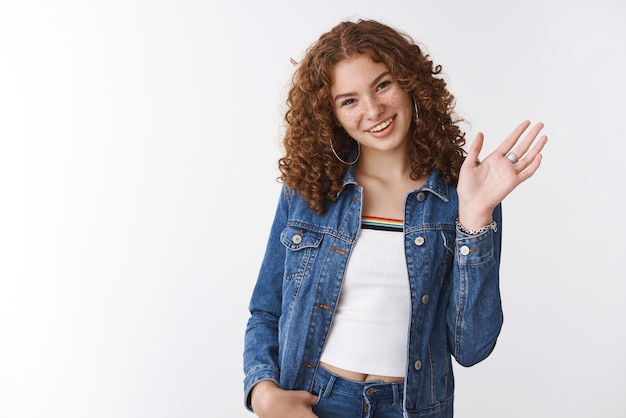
320, 362, 404, 383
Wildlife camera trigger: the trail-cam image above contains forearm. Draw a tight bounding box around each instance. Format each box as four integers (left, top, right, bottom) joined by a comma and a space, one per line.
243, 312, 281, 411
448, 205, 503, 366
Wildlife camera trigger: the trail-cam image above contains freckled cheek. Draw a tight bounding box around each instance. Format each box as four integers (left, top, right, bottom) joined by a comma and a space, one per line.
389, 96, 402, 107
335, 110, 361, 130
388, 89, 411, 109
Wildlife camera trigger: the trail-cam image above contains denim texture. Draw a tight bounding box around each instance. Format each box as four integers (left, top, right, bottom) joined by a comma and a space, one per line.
312, 366, 405, 418
243, 167, 503, 417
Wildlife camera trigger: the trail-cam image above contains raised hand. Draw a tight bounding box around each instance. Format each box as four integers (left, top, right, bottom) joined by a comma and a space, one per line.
457, 120, 548, 229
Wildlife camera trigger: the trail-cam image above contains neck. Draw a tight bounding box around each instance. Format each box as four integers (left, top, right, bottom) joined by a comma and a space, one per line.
356, 147, 412, 181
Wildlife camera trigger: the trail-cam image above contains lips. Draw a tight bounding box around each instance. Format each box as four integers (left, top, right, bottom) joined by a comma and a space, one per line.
368, 116, 394, 133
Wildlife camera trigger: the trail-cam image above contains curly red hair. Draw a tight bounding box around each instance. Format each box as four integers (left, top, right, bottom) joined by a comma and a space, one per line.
278, 19, 466, 214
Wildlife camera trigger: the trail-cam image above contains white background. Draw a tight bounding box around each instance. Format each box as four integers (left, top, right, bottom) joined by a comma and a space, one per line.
1, 0, 625, 417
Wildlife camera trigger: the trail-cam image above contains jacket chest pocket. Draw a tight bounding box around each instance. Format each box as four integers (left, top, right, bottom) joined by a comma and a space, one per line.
280, 226, 324, 281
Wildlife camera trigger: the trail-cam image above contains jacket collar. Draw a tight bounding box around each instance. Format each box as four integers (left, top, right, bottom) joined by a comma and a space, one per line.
340, 165, 450, 202
420, 170, 450, 202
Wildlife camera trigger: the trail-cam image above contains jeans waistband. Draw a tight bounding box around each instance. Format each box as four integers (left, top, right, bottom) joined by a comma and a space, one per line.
314, 365, 404, 402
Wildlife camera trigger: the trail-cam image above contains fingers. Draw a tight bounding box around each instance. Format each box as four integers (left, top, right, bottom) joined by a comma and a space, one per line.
465, 132, 484, 167
468, 121, 547, 181
304, 391, 318, 405
497, 120, 547, 171
495, 120, 532, 156
512, 134, 548, 173
509, 122, 545, 157
517, 152, 544, 183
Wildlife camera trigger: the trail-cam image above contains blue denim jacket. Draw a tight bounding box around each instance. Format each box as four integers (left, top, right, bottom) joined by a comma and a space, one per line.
243, 167, 503, 417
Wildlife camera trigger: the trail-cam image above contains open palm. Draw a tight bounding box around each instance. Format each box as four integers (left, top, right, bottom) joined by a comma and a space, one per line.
457, 120, 548, 229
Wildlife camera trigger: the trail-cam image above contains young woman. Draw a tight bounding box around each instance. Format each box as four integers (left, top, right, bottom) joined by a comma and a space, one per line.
243, 19, 547, 418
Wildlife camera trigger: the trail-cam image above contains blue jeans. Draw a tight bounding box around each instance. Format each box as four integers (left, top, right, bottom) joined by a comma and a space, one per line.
311, 366, 404, 418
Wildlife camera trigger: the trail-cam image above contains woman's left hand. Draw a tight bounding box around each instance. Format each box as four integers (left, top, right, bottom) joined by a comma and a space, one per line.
456, 120, 548, 229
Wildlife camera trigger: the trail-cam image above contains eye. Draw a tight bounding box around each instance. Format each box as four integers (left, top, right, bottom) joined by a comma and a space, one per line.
341, 98, 356, 106
376, 80, 392, 91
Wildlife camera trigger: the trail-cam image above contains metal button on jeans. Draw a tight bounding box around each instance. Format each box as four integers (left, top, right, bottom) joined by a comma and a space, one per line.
460, 245, 470, 256
365, 387, 375, 395
421, 295, 429, 304
414, 360, 422, 370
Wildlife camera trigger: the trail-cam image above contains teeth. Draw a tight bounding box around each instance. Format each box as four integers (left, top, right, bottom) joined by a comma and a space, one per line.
369, 117, 393, 132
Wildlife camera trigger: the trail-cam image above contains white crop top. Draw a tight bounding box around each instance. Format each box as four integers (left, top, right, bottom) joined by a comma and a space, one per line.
320, 216, 411, 377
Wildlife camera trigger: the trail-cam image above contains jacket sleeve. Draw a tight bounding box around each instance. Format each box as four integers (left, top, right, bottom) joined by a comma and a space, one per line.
242, 186, 290, 411
447, 204, 503, 367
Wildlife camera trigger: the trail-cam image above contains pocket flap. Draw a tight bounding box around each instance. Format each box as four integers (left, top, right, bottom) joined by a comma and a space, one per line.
280, 226, 324, 251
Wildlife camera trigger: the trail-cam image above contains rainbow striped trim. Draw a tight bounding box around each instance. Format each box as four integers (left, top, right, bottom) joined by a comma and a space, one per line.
361, 216, 403, 232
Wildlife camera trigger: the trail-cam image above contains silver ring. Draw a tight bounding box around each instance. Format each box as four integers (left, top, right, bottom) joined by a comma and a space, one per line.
505, 152, 519, 164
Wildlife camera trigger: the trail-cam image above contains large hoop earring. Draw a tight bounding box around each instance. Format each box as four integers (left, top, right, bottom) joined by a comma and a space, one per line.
330, 136, 360, 165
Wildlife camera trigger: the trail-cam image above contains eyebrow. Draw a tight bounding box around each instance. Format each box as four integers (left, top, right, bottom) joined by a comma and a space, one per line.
333, 71, 392, 103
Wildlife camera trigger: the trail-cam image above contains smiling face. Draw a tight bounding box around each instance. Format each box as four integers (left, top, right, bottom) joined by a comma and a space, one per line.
330, 54, 413, 156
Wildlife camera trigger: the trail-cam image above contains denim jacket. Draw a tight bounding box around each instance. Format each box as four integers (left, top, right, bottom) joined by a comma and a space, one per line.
243, 167, 503, 417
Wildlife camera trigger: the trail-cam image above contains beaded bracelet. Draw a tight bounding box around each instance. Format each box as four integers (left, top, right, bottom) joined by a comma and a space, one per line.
455, 218, 498, 236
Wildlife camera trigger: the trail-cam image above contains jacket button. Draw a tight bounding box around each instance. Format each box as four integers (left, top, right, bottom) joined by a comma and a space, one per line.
365, 387, 375, 395
414, 360, 422, 370
421, 295, 429, 304
292, 234, 302, 244
414, 236, 425, 246
460, 245, 470, 256
416, 192, 426, 201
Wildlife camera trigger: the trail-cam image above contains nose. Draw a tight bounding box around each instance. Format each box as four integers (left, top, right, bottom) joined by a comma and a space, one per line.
363, 96, 383, 119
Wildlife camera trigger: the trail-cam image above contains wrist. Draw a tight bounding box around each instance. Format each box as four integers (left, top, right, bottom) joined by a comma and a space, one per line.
457, 203, 494, 231
456, 218, 497, 236
251, 381, 279, 412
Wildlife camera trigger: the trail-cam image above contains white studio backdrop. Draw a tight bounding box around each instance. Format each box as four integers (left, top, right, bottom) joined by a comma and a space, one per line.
0, 0, 624, 417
